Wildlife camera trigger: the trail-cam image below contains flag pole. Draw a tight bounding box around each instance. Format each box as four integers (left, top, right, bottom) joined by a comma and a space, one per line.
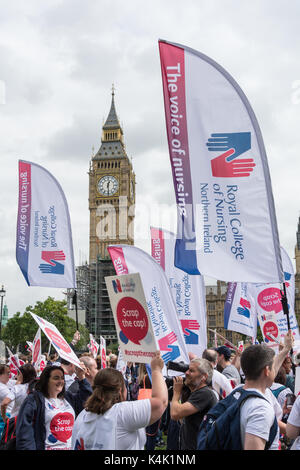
72, 290, 79, 331
281, 282, 291, 330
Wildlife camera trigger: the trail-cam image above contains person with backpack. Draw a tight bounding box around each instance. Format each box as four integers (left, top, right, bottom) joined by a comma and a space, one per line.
197, 334, 295, 450
170, 358, 218, 450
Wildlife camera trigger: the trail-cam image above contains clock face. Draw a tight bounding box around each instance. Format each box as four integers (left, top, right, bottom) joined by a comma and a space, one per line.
97, 175, 119, 196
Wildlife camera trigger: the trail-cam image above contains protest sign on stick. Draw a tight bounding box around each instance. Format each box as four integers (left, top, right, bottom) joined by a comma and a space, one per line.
108, 245, 189, 366
30, 312, 82, 368
105, 273, 158, 364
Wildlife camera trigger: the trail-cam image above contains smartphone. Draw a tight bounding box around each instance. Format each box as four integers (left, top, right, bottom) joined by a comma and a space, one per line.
286, 393, 296, 409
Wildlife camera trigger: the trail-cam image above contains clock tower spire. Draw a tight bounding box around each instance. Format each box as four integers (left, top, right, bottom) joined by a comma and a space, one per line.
89, 89, 135, 263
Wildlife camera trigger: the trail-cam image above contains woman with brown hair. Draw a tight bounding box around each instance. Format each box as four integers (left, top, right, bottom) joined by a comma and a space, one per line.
72, 351, 168, 450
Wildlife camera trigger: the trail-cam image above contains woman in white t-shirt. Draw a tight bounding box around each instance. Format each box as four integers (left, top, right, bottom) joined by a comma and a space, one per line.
72, 351, 168, 451
1, 364, 37, 420
16, 364, 91, 450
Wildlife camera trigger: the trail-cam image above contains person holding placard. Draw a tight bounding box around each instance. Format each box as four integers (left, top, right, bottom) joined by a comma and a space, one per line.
71, 351, 168, 450
15, 364, 91, 450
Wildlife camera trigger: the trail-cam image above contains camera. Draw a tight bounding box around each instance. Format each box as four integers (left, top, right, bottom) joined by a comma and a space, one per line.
164, 361, 189, 398
166, 360, 189, 374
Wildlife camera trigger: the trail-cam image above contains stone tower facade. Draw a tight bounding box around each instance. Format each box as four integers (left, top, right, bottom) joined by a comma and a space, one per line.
89, 89, 135, 262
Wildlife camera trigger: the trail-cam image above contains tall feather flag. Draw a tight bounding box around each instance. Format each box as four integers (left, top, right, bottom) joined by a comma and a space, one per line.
16, 160, 76, 288
158, 39, 283, 284
150, 226, 207, 356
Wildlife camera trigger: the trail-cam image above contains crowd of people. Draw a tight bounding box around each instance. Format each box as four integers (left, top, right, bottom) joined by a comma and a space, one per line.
0, 330, 299, 451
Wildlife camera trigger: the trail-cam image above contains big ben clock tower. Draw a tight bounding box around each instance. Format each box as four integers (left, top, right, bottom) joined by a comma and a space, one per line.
89, 88, 135, 262
86, 89, 135, 341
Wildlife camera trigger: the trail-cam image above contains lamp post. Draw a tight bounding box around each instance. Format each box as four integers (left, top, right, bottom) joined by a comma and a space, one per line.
0, 285, 6, 339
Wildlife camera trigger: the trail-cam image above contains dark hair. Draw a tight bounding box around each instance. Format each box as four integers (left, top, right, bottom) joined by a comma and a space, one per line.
85, 368, 125, 415
35, 365, 65, 398
241, 344, 275, 381
60, 358, 71, 366
275, 366, 287, 386
0, 364, 9, 375
19, 364, 37, 384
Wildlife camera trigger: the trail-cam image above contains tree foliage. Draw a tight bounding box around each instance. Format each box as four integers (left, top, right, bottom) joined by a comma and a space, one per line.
2, 297, 89, 353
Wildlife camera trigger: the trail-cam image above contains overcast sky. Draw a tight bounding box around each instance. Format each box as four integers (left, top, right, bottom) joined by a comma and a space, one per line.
1, 0, 300, 317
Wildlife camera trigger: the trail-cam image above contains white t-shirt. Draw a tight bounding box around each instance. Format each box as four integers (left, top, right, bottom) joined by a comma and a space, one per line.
287, 395, 300, 450
0, 382, 14, 415
44, 397, 75, 450
72, 399, 151, 451
6, 383, 29, 418
270, 383, 293, 410
0, 382, 10, 403
64, 374, 76, 391
212, 369, 234, 398
234, 387, 279, 450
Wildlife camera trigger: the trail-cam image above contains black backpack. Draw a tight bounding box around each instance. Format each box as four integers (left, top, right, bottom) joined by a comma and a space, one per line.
0, 416, 18, 450
197, 388, 278, 450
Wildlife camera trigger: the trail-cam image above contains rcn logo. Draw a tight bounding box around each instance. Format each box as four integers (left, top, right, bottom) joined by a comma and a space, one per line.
206, 132, 255, 178
112, 279, 122, 293
39, 250, 66, 275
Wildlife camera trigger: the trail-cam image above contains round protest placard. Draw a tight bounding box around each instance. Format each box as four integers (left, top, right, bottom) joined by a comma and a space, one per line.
116, 297, 149, 345
258, 288, 282, 313
263, 321, 279, 342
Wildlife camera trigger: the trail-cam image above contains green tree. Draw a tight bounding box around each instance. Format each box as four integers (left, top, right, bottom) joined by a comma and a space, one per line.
2, 297, 89, 354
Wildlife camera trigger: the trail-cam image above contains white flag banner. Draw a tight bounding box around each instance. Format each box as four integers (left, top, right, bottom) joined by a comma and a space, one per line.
100, 336, 106, 369
16, 160, 76, 288
224, 247, 299, 343
30, 313, 82, 368
224, 282, 258, 338
151, 227, 207, 356
159, 39, 283, 283
32, 327, 42, 370
107, 245, 189, 366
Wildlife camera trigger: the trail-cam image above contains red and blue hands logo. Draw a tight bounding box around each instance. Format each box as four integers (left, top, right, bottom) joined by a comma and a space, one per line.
207, 132, 255, 177
39, 250, 66, 275
158, 332, 180, 363
237, 297, 251, 319
180, 319, 200, 345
